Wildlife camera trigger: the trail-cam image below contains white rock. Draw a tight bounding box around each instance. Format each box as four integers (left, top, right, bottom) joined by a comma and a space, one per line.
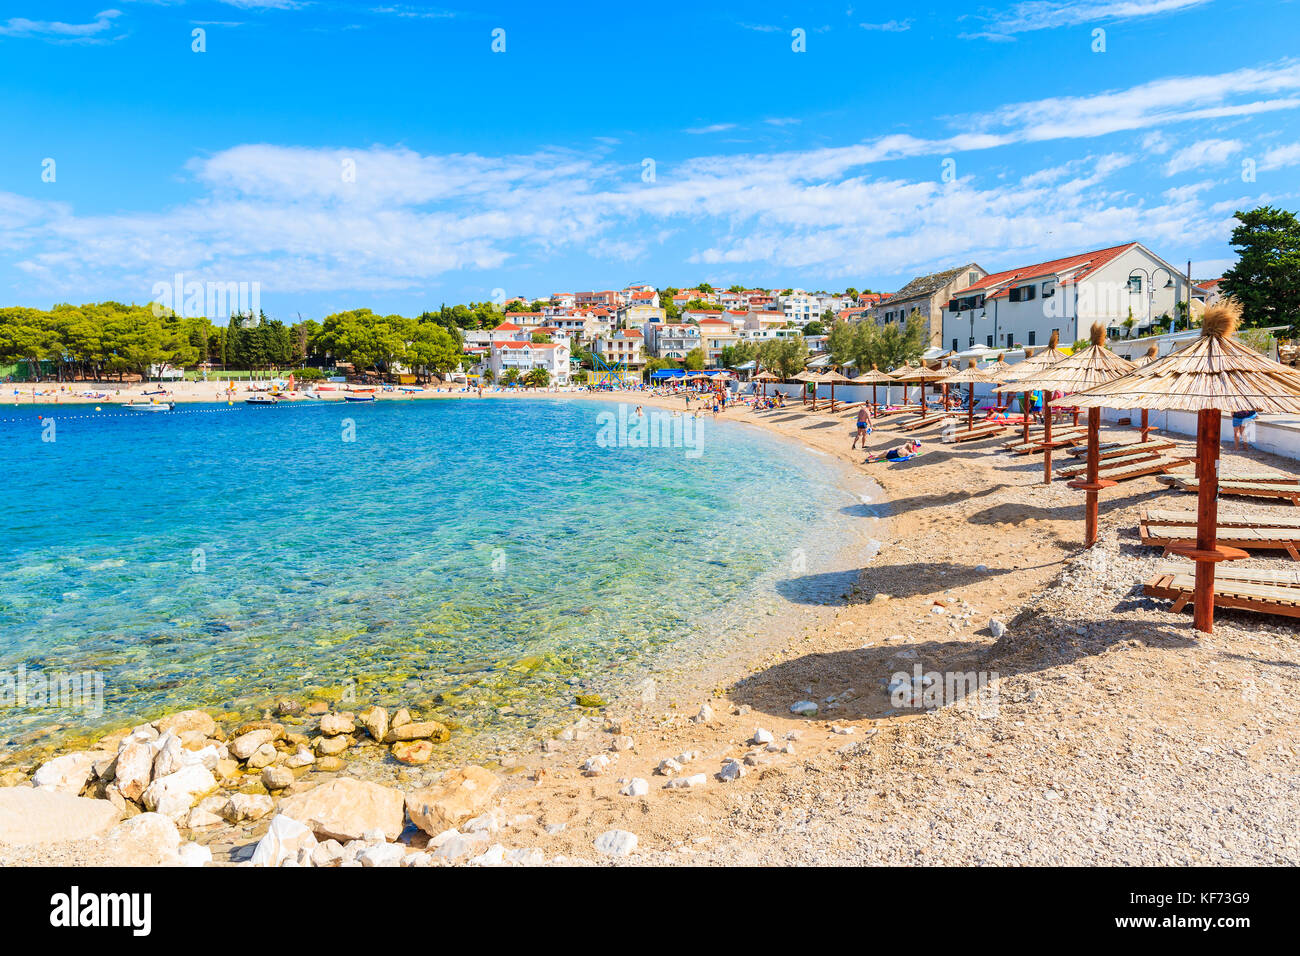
989, 618, 1007, 639
750, 728, 775, 745
105, 812, 182, 866
177, 842, 212, 867
358, 842, 406, 867
789, 700, 819, 716
468, 843, 507, 866
674, 750, 700, 764
656, 758, 683, 776
619, 777, 650, 797
718, 759, 746, 782
831, 725, 855, 735
692, 703, 714, 723
593, 829, 638, 857
141, 764, 217, 819
664, 773, 707, 790
250, 814, 318, 867
610, 735, 635, 752
432, 831, 489, 862
229, 729, 275, 761
582, 753, 613, 776
222, 792, 274, 823
32, 751, 100, 795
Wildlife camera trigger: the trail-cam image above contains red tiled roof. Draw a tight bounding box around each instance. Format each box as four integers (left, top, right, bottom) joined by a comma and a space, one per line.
969, 243, 1136, 300
493, 321, 523, 331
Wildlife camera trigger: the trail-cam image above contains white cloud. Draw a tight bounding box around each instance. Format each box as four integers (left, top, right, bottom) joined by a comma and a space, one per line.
0, 9, 124, 41
683, 123, 738, 135
860, 19, 911, 32
965, 0, 1212, 39
1162, 138, 1242, 175
1260, 142, 1300, 170
4, 60, 1289, 299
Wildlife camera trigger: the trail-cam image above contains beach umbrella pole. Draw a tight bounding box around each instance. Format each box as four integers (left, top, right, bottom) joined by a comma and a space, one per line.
967, 385, 975, 431
1021, 392, 1030, 444
1140, 408, 1151, 442
1068, 408, 1115, 548
1043, 394, 1054, 483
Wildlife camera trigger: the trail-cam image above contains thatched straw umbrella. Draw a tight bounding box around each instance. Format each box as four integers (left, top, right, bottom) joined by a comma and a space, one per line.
791, 369, 818, 408
1013, 326, 1138, 537
945, 359, 1000, 431
998, 332, 1070, 444
1072, 300, 1300, 633
850, 364, 894, 412
892, 364, 948, 420
814, 369, 852, 413
1139, 342, 1159, 441
753, 369, 779, 399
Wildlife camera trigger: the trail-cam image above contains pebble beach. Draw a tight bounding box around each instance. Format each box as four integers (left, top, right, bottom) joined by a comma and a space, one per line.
2, 388, 1297, 867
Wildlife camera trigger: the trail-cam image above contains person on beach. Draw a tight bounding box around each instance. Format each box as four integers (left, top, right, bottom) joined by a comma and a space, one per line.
865, 439, 921, 463
851, 402, 873, 448
1232, 408, 1258, 449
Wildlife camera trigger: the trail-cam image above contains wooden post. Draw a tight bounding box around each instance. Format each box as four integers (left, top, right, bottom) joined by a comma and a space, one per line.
1140, 408, 1151, 442
1193, 408, 1221, 633
920, 381, 927, 420
1043, 393, 1054, 483
872, 383, 878, 412
967, 384, 975, 431
1022, 392, 1030, 444
1085, 408, 1100, 545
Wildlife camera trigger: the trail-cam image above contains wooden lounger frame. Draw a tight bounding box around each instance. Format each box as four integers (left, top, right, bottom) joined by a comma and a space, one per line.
1092, 455, 1193, 483
1138, 521, 1300, 560
1056, 448, 1163, 479
1143, 508, 1300, 530
1068, 440, 1175, 460
1003, 429, 1088, 455
1172, 479, 1300, 506
951, 424, 1008, 443
1145, 571, 1300, 619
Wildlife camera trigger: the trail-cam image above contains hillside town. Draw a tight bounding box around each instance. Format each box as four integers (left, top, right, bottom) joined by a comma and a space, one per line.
464, 240, 1249, 387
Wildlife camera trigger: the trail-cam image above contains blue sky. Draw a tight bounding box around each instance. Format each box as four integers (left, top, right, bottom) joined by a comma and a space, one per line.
2, 0, 1299, 320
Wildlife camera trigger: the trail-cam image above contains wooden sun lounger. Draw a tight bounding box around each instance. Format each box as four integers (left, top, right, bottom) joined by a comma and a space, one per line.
1155, 561, 1300, 587
1144, 571, 1300, 620
951, 423, 1009, 443
1143, 508, 1300, 530
896, 413, 956, 432
1138, 521, 1300, 560
1171, 479, 1300, 506
1003, 429, 1087, 455
1096, 455, 1194, 483
1056, 447, 1163, 479
873, 405, 922, 418
1068, 440, 1175, 460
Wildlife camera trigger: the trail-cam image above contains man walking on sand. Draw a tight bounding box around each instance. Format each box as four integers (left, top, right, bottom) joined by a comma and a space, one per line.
851, 402, 873, 448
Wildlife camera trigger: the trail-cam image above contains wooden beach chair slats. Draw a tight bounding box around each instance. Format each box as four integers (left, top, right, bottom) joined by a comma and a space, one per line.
952, 425, 1008, 443
1138, 522, 1300, 559
1173, 479, 1300, 505
1143, 508, 1300, 530
1068, 440, 1175, 460
1003, 429, 1088, 455
896, 414, 955, 432
1155, 562, 1300, 587
1096, 455, 1193, 482
1144, 573, 1300, 618
1056, 448, 1163, 478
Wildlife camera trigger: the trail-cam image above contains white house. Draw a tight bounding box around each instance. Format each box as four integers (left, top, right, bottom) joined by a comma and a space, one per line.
594, 329, 645, 369
776, 289, 821, 324
489, 341, 570, 384
939, 242, 1201, 354
648, 323, 702, 361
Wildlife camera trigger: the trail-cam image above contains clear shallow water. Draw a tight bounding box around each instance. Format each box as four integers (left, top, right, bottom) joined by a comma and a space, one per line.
0, 398, 857, 758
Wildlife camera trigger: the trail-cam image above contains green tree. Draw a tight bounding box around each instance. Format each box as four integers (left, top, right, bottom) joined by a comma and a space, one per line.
1220, 205, 1300, 333
683, 347, 706, 370
525, 367, 549, 388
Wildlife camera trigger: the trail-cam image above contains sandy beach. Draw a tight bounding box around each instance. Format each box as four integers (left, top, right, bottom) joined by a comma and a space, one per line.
2, 388, 1298, 866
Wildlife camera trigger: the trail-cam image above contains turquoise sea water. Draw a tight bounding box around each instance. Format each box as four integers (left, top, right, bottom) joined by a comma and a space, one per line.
0, 398, 858, 759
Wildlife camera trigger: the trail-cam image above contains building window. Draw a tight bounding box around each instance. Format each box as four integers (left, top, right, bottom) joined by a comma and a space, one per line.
1128, 276, 1142, 293
987, 334, 994, 348
1028, 330, 1037, 346
953, 338, 959, 352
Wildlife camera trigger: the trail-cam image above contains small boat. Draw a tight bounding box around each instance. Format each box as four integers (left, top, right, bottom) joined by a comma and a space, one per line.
344, 394, 376, 403
124, 402, 174, 412
245, 394, 279, 405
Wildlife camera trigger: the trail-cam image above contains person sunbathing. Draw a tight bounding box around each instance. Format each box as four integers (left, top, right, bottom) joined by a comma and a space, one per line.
865, 440, 922, 463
